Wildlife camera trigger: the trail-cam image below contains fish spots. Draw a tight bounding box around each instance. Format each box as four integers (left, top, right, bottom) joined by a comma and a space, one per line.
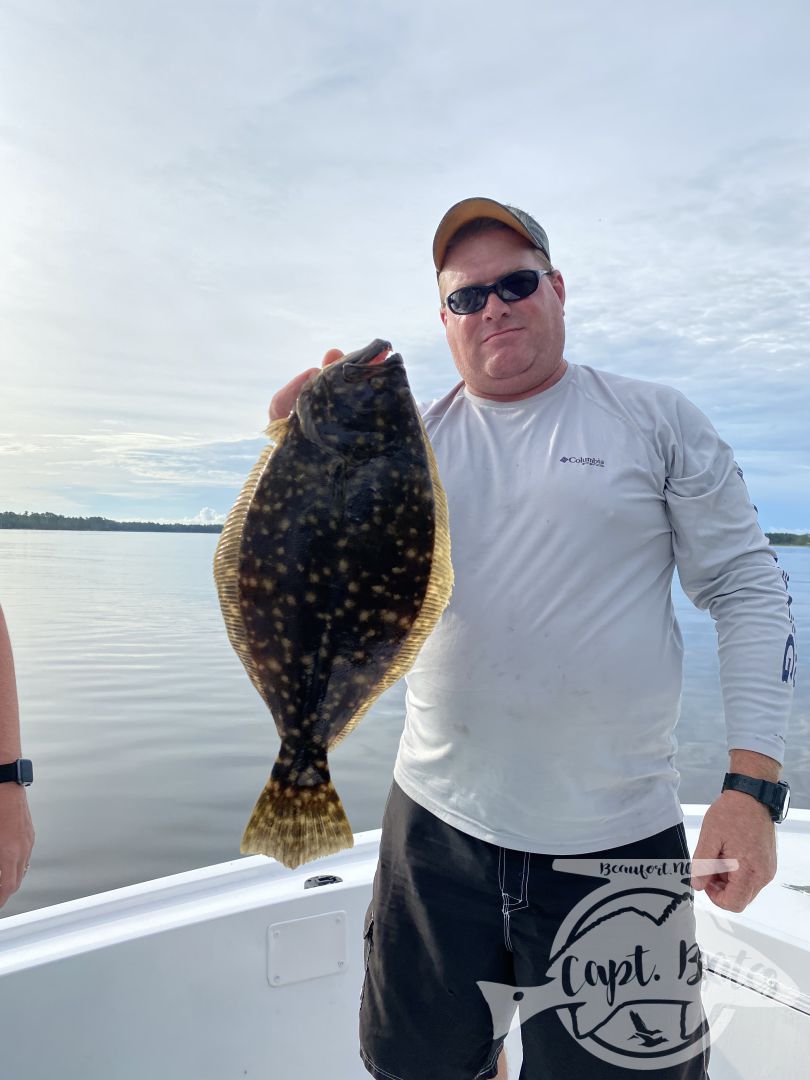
304, 591, 317, 603
338, 558, 350, 573
309, 572, 321, 583
347, 581, 360, 593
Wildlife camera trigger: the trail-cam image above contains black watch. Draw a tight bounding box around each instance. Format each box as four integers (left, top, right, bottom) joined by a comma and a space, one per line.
722, 772, 790, 823
0, 759, 33, 787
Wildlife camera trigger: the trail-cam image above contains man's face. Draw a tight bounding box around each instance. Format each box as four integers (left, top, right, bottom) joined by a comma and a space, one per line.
439, 228, 566, 401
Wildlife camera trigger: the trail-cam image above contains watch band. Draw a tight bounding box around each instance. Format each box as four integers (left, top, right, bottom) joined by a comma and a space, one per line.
0, 759, 33, 786
722, 772, 789, 822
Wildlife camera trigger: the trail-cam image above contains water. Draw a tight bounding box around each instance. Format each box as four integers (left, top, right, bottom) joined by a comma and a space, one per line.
0, 532, 806, 919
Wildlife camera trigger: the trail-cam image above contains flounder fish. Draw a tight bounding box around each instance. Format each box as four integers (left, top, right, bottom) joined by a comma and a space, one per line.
214, 339, 453, 868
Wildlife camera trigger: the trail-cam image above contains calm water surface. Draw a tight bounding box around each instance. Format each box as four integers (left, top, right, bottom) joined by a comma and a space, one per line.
0, 532, 806, 918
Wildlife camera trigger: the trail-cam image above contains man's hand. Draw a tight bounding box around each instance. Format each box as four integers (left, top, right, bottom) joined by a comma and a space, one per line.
0, 783, 35, 909
690, 789, 776, 912
268, 348, 345, 423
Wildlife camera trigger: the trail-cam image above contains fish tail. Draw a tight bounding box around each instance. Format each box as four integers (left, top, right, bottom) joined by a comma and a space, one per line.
240, 766, 354, 869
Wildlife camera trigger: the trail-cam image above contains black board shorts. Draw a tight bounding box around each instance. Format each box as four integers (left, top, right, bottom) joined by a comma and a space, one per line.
359, 779, 711, 1080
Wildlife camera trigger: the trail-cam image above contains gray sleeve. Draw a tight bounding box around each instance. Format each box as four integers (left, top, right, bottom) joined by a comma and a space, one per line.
662, 392, 795, 765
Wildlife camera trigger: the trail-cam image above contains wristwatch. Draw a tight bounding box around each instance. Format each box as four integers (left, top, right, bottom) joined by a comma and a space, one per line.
722, 772, 790, 823
0, 759, 33, 786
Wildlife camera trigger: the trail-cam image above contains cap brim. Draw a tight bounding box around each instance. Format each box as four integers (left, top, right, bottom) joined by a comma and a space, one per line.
433, 197, 540, 271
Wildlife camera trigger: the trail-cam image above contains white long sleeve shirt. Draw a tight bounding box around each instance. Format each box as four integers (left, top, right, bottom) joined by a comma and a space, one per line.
392, 362, 795, 854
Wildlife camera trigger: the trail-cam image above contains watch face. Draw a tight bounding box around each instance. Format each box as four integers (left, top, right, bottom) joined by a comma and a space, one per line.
780, 783, 790, 822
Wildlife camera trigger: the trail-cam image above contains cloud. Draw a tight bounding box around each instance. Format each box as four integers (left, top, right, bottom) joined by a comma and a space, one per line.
1, 1, 808, 527
184, 506, 225, 525
0, 428, 263, 516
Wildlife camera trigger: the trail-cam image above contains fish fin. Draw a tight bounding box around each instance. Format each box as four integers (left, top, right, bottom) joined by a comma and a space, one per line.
328, 413, 453, 751
240, 770, 354, 868
263, 416, 293, 442
213, 416, 292, 710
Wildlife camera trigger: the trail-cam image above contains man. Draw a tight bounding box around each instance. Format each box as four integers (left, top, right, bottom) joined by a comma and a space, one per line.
0, 604, 35, 909
269, 198, 794, 1079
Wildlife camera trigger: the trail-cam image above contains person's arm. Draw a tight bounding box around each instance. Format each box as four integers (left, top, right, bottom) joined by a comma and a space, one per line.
0, 605, 22, 760
661, 392, 794, 911
0, 604, 35, 908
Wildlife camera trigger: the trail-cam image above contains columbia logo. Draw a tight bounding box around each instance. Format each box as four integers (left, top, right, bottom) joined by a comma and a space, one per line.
560, 456, 606, 467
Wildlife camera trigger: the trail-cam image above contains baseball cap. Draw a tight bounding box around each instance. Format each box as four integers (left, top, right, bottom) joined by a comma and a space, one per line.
433, 197, 551, 272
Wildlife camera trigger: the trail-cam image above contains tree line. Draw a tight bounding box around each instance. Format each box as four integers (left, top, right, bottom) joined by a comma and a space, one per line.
1, 510, 807, 544
765, 532, 810, 546
0, 511, 222, 533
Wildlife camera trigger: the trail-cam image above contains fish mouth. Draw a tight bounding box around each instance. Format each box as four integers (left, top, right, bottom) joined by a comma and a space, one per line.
342, 339, 404, 381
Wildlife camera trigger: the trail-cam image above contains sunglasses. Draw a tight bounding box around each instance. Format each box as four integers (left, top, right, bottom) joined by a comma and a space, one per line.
445, 268, 553, 315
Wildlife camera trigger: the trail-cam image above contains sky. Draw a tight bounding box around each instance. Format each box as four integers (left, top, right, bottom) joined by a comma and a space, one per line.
1, 0, 808, 531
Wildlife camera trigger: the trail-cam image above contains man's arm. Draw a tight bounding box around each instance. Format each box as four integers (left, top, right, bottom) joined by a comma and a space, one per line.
0, 604, 22, 760
0, 604, 35, 909
662, 392, 794, 912
728, 748, 781, 783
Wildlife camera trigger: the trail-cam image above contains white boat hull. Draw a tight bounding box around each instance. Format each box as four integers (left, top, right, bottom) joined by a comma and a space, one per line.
0, 805, 808, 1078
